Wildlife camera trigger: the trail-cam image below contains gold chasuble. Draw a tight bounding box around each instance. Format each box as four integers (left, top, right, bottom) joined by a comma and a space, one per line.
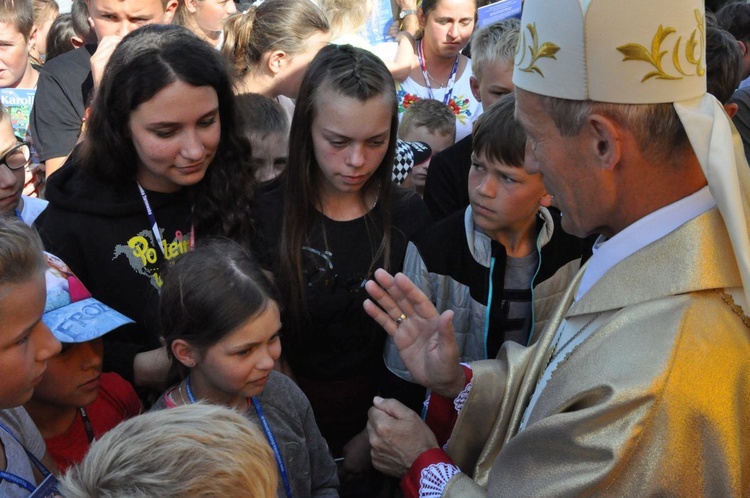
443, 208, 750, 496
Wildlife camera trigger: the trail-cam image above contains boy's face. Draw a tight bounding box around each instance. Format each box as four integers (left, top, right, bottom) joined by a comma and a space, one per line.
471, 58, 515, 109
31, 338, 104, 409
400, 125, 454, 193
85, 0, 177, 39
0, 22, 31, 89
249, 131, 288, 183
0, 275, 61, 408
0, 117, 25, 215
468, 151, 549, 240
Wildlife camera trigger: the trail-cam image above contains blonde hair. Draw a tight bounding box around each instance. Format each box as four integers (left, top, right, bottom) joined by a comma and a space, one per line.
57, 404, 278, 498
319, 0, 369, 39
0, 0, 34, 38
470, 18, 520, 80
32, 0, 58, 25
222, 0, 330, 78
0, 216, 46, 287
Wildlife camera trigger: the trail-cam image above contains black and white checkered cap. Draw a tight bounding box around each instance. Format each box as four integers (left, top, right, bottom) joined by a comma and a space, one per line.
392, 140, 432, 185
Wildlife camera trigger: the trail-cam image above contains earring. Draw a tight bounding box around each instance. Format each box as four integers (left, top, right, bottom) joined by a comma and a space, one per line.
186, 361, 195, 367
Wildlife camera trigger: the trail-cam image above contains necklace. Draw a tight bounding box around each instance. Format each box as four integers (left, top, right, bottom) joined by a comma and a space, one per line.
417, 40, 459, 104
546, 312, 603, 368
425, 70, 448, 88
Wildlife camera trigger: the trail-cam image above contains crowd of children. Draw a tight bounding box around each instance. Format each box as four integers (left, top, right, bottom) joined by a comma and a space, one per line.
1, 0, 748, 496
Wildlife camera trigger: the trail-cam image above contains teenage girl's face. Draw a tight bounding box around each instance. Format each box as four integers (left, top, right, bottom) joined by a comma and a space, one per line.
0, 117, 25, 214
129, 80, 221, 193
275, 30, 331, 99
31, 339, 104, 410
190, 0, 236, 39
420, 0, 475, 58
311, 89, 392, 200
0, 275, 61, 408
190, 302, 282, 403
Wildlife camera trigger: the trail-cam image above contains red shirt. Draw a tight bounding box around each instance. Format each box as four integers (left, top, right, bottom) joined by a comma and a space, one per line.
45, 372, 142, 471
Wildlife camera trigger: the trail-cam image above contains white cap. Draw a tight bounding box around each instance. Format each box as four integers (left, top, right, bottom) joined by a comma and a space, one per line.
512, 0, 706, 103
514, 0, 750, 308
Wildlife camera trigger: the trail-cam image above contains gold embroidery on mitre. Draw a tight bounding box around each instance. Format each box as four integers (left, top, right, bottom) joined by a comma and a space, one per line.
616, 9, 706, 82
516, 22, 560, 76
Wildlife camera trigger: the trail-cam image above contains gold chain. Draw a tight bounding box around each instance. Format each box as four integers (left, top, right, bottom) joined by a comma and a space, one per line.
715, 289, 750, 329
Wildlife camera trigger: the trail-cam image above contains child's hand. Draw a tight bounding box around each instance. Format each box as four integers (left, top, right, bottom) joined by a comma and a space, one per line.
338, 430, 371, 485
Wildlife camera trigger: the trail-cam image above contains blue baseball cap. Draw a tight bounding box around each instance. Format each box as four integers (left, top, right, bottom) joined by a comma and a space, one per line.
42, 252, 134, 343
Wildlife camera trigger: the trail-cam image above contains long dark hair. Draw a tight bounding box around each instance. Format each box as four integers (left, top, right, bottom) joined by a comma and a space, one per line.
82, 24, 256, 246
279, 44, 398, 323
160, 238, 280, 380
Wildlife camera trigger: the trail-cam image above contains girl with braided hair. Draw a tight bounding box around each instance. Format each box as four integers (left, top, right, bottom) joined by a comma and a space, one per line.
255, 44, 432, 496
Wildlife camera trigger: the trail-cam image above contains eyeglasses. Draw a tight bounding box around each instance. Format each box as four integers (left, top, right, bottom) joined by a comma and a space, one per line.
1, 140, 31, 172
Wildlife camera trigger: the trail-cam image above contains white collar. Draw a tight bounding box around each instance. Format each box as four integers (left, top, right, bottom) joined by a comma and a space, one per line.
576, 186, 715, 301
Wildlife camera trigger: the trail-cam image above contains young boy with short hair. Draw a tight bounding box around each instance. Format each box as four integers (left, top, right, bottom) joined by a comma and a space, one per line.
235, 93, 289, 184
398, 98, 456, 196
24, 252, 142, 472
0, 217, 61, 497
0, 0, 38, 90
424, 19, 520, 220
385, 94, 592, 380
30, 0, 177, 177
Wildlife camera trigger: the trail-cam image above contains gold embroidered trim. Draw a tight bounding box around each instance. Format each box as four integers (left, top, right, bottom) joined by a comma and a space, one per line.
516, 22, 560, 76
616, 9, 705, 82
715, 289, 750, 329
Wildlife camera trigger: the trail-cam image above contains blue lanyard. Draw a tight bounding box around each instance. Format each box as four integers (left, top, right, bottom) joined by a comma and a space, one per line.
0, 469, 36, 492
184, 376, 293, 498
0, 421, 53, 492
14, 208, 23, 222
418, 40, 459, 106
136, 182, 195, 258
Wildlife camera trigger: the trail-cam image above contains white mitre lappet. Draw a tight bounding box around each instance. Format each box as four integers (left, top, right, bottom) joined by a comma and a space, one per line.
511, 0, 750, 308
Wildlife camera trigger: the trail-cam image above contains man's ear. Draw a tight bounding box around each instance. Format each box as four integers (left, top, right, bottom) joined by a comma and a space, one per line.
739, 40, 748, 56
171, 339, 199, 368
469, 75, 481, 102
724, 102, 739, 119
586, 114, 622, 171
71, 35, 84, 49
163, 0, 179, 24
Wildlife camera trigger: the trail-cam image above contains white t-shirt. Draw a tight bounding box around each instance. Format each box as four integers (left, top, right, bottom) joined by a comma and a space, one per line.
20, 196, 48, 226
396, 61, 482, 142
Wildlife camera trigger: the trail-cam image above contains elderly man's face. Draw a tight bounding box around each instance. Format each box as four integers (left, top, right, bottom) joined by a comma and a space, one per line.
515, 88, 605, 238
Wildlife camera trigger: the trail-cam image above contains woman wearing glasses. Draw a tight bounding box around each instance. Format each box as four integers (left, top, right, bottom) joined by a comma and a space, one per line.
0, 106, 45, 225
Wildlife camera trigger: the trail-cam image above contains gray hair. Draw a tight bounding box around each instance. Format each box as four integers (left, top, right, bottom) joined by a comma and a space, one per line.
536, 93, 691, 165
